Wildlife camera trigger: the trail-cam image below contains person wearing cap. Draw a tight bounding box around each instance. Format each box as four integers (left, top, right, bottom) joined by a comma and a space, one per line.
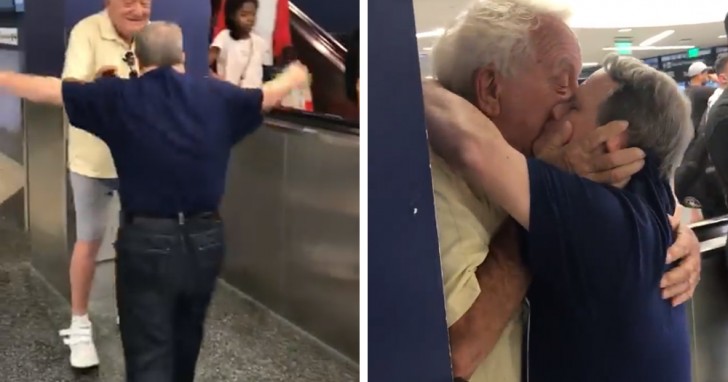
685, 61, 716, 131
0, 21, 309, 381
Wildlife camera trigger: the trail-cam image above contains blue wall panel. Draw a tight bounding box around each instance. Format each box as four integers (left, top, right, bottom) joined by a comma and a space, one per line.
368, 0, 453, 380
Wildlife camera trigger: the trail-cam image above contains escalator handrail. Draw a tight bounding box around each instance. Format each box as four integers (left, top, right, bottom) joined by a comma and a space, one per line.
289, 1, 347, 72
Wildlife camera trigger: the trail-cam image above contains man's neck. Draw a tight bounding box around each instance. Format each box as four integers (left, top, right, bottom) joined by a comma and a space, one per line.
690, 80, 704, 87
140, 64, 186, 75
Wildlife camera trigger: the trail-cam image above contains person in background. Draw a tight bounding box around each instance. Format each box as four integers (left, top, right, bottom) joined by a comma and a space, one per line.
708, 53, 728, 112
0, 22, 309, 381
706, 15, 728, 223
685, 61, 716, 131
58, 0, 150, 369
675, 53, 728, 221
209, 0, 270, 88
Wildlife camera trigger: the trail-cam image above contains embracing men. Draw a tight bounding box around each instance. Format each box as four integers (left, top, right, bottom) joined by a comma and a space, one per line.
425, 1, 701, 381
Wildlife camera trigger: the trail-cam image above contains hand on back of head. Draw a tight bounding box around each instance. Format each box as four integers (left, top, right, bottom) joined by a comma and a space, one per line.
533, 119, 646, 188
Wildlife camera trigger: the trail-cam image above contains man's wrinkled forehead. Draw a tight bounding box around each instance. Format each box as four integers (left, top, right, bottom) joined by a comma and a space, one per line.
530, 14, 582, 71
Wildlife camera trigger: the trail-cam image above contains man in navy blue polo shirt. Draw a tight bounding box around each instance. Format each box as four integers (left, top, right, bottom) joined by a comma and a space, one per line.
425, 54, 693, 381
0, 21, 308, 381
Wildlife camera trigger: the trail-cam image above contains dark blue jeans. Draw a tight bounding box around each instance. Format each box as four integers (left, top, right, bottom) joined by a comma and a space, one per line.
115, 214, 225, 382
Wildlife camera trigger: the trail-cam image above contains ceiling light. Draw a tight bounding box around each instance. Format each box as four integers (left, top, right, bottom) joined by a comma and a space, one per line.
603, 45, 695, 51
422, 47, 433, 51
720, 35, 727, 38
564, 0, 724, 28
416, 28, 445, 39
618, 28, 632, 32
582, 62, 599, 67
638, 30, 675, 46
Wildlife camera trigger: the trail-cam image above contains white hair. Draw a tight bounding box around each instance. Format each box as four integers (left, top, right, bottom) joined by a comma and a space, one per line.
597, 54, 693, 180
431, 0, 572, 100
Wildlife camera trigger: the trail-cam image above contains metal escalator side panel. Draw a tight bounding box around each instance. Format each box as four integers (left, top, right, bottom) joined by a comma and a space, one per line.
288, 2, 358, 121
288, 1, 346, 69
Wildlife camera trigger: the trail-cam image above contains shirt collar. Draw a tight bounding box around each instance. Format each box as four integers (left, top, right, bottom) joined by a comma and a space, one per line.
99, 10, 128, 46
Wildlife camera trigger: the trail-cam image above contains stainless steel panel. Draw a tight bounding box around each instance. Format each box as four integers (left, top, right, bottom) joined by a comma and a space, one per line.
221, 127, 287, 310
220, 121, 359, 362
282, 128, 359, 360
690, 250, 728, 382
0, 48, 25, 230
25, 102, 70, 298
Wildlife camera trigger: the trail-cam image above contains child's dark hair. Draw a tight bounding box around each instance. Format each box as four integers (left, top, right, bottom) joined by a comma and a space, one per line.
224, 0, 259, 40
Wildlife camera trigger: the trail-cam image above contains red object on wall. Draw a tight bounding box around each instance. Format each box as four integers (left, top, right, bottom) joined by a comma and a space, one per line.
272, 0, 291, 58
212, 0, 292, 60
213, 0, 226, 39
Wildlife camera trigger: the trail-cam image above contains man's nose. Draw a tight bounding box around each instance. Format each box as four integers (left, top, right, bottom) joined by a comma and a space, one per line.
551, 102, 570, 120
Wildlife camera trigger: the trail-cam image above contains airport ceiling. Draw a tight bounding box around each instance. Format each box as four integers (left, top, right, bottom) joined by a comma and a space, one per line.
414, 0, 727, 73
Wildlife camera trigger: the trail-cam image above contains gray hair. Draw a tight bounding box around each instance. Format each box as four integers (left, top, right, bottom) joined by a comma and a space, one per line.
134, 22, 184, 68
597, 53, 693, 180
431, 0, 572, 100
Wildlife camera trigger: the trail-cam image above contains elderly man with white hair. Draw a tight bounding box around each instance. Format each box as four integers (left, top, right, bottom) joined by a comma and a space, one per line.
426, 0, 701, 381
60, 0, 152, 369
428, 51, 695, 381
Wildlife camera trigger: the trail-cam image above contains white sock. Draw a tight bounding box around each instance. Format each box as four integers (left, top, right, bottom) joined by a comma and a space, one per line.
71, 314, 91, 326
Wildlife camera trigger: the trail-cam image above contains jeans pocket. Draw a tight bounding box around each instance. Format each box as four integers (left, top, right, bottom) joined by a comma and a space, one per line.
115, 232, 175, 290
189, 228, 225, 288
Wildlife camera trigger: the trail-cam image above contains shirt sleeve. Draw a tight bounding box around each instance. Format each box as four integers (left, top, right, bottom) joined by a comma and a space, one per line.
211, 29, 228, 49
430, 153, 507, 326
214, 80, 264, 143
62, 78, 124, 142
523, 158, 671, 304
62, 24, 94, 81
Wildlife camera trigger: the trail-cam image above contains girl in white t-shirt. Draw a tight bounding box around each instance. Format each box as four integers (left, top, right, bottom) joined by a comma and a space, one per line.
209, 0, 269, 88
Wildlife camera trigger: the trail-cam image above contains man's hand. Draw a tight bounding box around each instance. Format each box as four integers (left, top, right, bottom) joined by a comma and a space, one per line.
280, 61, 310, 88
660, 214, 701, 306
94, 65, 119, 79
533, 119, 645, 188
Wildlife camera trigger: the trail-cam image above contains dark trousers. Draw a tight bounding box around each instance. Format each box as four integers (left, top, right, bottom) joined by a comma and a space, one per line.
114, 214, 225, 382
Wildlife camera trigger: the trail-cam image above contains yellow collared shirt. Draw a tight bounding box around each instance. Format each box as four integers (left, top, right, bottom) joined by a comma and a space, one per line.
62, 10, 139, 178
430, 150, 523, 382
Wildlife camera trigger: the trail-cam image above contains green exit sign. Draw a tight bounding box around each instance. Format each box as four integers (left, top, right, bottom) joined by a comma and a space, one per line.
614, 41, 632, 55
687, 48, 700, 58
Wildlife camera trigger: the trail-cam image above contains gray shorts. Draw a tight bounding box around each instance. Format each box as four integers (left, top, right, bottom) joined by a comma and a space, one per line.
69, 172, 119, 241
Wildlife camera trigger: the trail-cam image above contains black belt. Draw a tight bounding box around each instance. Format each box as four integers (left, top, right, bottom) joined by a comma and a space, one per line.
120, 211, 220, 227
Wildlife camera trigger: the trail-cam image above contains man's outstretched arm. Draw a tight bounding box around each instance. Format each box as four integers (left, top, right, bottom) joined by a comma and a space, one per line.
0, 71, 63, 106
449, 222, 529, 379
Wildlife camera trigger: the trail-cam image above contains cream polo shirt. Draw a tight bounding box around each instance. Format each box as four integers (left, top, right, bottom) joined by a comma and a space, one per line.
62, 10, 139, 179
430, 151, 523, 382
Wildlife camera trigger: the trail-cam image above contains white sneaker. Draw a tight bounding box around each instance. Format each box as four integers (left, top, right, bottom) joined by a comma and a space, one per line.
59, 319, 100, 369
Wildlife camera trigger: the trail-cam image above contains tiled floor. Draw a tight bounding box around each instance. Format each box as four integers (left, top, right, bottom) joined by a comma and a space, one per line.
0, 229, 358, 381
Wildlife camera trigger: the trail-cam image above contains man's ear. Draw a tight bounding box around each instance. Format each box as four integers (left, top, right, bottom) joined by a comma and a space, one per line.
473, 65, 501, 117
605, 129, 629, 153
